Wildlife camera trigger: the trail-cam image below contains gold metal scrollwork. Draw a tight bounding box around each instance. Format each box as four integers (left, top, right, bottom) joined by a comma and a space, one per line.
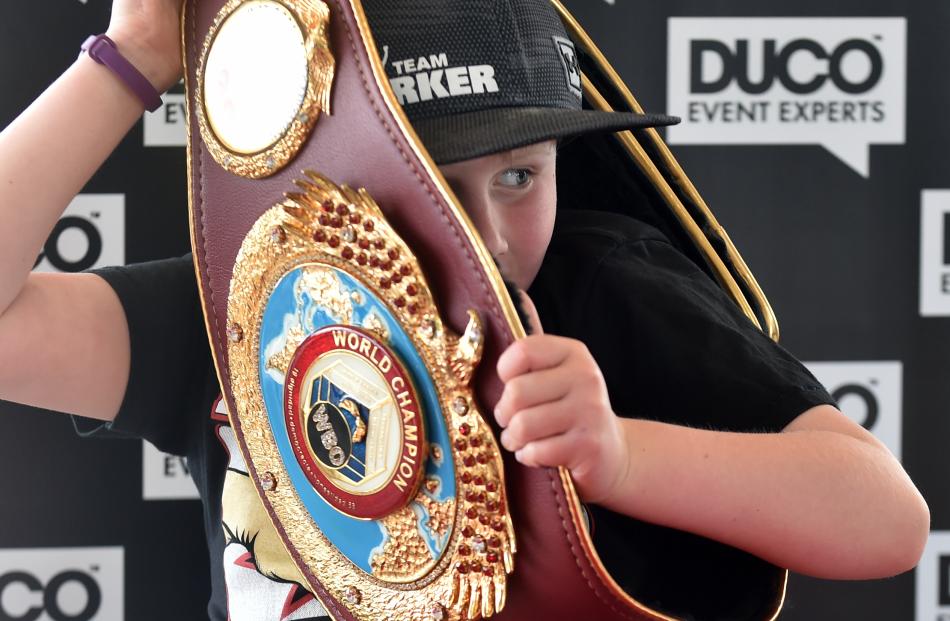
196, 0, 335, 178
227, 172, 516, 619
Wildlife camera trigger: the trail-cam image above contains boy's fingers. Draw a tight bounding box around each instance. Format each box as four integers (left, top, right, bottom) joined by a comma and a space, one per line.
514, 432, 579, 470
499, 401, 574, 451
494, 366, 571, 427
518, 290, 544, 336
496, 334, 574, 382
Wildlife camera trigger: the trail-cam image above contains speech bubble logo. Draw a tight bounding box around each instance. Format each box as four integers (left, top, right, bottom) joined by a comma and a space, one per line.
667, 18, 906, 177
919, 190, 950, 317
804, 361, 902, 460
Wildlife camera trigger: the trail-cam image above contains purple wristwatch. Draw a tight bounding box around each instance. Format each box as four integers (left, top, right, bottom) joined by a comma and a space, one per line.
80, 34, 163, 112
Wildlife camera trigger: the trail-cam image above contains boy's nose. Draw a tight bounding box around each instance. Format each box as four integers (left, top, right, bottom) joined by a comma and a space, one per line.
459, 193, 509, 258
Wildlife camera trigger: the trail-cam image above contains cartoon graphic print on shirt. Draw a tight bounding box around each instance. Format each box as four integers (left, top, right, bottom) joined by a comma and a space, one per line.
211, 397, 331, 621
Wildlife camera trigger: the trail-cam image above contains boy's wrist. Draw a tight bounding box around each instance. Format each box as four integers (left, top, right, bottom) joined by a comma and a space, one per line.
102, 29, 181, 94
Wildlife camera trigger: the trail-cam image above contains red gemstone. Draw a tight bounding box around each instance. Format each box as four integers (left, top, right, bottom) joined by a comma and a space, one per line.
455, 561, 469, 574
342, 247, 354, 260
479, 514, 490, 525
486, 552, 499, 563
357, 253, 368, 266
463, 456, 476, 468
483, 565, 495, 576
381, 260, 393, 271
473, 475, 485, 487
328, 236, 340, 248
406, 284, 418, 297
349, 213, 362, 224
363, 220, 375, 231
458, 544, 471, 556
470, 436, 482, 448
358, 238, 370, 249
374, 239, 385, 249
476, 492, 486, 503
395, 297, 406, 308
485, 481, 497, 492
466, 507, 479, 520
370, 256, 380, 267
454, 439, 468, 451
318, 214, 330, 226
476, 453, 487, 464
400, 264, 411, 276
462, 526, 475, 538
469, 562, 481, 574
391, 273, 402, 284
336, 204, 348, 216
459, 424, 471, 435
380, 277, 391, 289
489, 536, 501, 548
330, 216, 342, 228
388, 248, 399, 260
408, 303, 419, 315
322, 200, 334, 213
486, 501, 499, 512
466, 491, 478, 502
491, 520, 505, 532
460, 473, 472, 484
313, 230, 326, 242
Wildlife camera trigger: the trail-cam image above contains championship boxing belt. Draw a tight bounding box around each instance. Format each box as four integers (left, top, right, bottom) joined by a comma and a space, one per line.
183, 1, 785, 619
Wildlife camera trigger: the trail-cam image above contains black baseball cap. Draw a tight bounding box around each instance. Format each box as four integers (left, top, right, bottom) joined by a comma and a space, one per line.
362, 0, 679, 165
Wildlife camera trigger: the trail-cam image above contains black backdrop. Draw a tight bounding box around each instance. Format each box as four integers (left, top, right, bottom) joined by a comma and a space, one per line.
1, 1, 947, 620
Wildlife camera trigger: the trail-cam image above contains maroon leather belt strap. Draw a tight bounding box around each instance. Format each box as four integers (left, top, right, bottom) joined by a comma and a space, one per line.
184, 1, 777, 619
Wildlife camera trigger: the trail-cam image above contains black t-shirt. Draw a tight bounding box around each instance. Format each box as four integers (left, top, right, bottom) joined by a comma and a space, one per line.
529, 209, 834, 620
77, 256, 232, 620
81, 210, 832, 620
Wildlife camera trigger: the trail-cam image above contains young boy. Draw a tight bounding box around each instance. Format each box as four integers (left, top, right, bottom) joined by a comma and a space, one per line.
0, 0, 929, 619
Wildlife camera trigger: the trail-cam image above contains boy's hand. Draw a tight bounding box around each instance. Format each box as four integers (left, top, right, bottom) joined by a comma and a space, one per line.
493, 293, 628, 504
105, 0, 184, 92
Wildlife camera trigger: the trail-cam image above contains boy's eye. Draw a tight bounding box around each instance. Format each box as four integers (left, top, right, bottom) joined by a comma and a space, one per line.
497, 168, 532, 188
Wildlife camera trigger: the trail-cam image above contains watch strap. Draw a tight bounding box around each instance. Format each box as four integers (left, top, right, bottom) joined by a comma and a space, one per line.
81, 34, 163, 113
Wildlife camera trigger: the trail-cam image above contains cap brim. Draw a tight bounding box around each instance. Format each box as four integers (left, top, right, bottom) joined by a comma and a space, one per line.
411, 107, 680, 165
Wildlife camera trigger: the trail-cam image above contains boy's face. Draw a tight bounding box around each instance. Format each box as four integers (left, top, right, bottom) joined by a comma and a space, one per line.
438, 141, 557, 290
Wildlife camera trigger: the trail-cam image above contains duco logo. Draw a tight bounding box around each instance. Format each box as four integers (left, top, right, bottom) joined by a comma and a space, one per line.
0, 571, 101, 621
668, 18, 906, 177
0, 548, 122, 621
916, 532, 950, 621
142, 440, 200, 501
829, 382, 879, 430
919, 190, 950, 316
805, 361, 902, 460
690, 38, 883, 95
33, 196, 125, 274
144, 80, 187, 148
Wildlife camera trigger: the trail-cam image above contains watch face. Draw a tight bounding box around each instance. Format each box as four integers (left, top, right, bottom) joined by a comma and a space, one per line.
203, 1, 309, 155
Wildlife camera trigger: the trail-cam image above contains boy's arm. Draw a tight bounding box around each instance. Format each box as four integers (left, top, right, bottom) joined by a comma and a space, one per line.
607, 404, 929, 580
495, 332, 929, 582
0, 1, 182, 420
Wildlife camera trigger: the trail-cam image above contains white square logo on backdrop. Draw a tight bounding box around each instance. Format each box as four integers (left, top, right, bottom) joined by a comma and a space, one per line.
33, 195, 125, 273
142, 441, 199, 501
916, 532, 950, 621
920, 190, 950, 316
805, 361, 902, 460
143, 86, 187, 147
0, 547, 123, 621
667, 18, 906, 176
